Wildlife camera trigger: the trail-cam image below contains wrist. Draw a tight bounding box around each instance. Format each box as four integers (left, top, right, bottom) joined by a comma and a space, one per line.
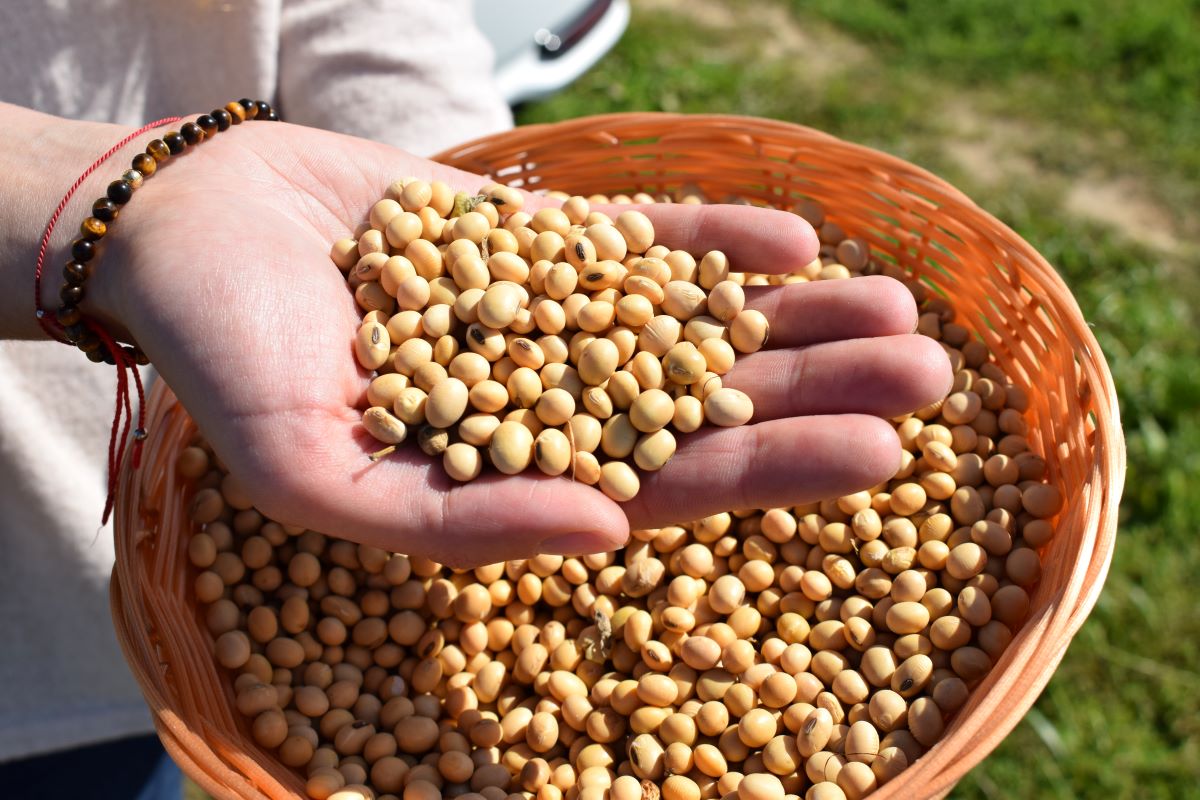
0, 103, 132, 339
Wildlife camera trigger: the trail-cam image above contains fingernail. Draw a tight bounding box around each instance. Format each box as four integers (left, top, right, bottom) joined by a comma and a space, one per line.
537, 531, 623, 556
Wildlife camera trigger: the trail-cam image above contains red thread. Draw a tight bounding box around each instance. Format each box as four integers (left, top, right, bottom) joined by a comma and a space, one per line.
35, 116, 180, 524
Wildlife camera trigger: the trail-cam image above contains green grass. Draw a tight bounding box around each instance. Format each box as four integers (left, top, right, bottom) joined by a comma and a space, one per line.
521, 1, 1200, 796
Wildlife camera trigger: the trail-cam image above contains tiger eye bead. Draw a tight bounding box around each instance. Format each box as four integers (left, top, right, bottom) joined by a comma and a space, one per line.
239, 98, 258, 119
63, 261, 90, 285
262, 106, 279, 121
71, 238, 96, 262
146, 139, 171, 162
85, 348, 106, 363
56, 306, 82, 326
225, 101, 246, 122
92, 198, 119, 222
63, 323, 85, 343
256, 101, 274, 120
107, 180, 133, 205
132, 153, 157, 177
211, 109, 232, 131
196, 114, 218, 136
163, 131, 185, 154
80, 217, 107, 240
60, 284, 84, 305
180, 122, 203, 145
121, 170, 143, 190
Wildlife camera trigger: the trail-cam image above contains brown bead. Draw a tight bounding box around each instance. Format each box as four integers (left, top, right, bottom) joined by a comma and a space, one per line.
78, 332, 101, 353
225, 101, 246, 122
146, 139, 171, 162
80, 217, 107, 240
85, 347, 106, 362
163, 131, 185, 154
60, 283, 84, 305
196, 114, 218, 136
56, 306, 82, 326
239, 98, 259, 119
71, 238, 96, 262
106, 180, 133, 205
181, 122, 203, 145
92, 198, 119, 222
211, 109, 232, 130
62, 323, 85, 343
132, 152, 157, 177
63, 262, 89, 285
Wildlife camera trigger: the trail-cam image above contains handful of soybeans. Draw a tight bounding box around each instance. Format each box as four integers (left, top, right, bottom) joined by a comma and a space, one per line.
180, 189, 1062, 800
333, 181, 760, 502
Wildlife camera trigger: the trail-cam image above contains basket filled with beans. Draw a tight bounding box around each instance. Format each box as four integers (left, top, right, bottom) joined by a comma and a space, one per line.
111, 114, 1123, 800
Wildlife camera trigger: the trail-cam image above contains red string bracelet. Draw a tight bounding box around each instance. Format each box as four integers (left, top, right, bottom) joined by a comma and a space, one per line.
34, 100, 279, 523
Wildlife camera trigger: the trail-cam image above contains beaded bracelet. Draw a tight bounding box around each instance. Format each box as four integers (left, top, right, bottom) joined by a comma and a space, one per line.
35, 98, 279, 364
32, 98, 279, 522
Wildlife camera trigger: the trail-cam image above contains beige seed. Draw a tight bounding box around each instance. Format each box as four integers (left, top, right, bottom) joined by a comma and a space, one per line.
362, 407, 407, 445
704, 388, 754, 427
639, 315, 682, 357
737, 773, 784, 800
392, 387, 428, 425
661, 281, 708, 320
534, 429, 572, 477
598, 461, 640, 502
578, 338, 621, 385
355, 322, 390, 370
426, 377, 470, 429
615, 210, 655, 253
698, 338, 736, 374
535, 388, 576, 426
730, 309, 770, 353
629, 389, 675, 432
615, 294, 655, 328
707, 280, 745, 321
634, 429, 677, 472
663, 342, 708, 385
489, 421, 535, 475
478, 283, 524, 329
673, 395, 704, 432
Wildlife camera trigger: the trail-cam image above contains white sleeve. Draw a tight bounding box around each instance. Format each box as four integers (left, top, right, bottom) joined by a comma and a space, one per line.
277, 0, 513, 156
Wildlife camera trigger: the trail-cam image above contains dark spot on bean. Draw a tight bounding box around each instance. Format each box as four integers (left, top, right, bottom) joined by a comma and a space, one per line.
900, 678, 914, 692
370, 327, 380, 345
575, 242, 587, 260
470, 326, 486, 345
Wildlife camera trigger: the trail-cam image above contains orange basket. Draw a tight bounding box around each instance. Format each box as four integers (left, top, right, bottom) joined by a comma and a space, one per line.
111, 113, 1125, 799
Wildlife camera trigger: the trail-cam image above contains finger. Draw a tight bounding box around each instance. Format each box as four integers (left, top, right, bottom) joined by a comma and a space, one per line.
621, 415, 902, 527
722, 334, 954, 421
745, 275, 919, 348
595, 204, 821, 275
233, 410, 630, 567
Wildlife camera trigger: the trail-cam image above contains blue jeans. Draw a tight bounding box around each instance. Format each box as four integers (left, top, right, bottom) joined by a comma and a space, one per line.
0, 734, 182, 800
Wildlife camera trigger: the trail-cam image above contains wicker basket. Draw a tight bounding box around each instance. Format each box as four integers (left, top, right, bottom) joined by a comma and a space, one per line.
111, 113, 1125, 800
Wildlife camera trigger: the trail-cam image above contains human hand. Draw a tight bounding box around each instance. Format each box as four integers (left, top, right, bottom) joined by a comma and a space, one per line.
79, 121, 951, 565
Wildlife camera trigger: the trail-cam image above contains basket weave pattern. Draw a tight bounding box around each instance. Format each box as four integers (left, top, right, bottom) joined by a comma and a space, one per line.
112, 113, 1124, 800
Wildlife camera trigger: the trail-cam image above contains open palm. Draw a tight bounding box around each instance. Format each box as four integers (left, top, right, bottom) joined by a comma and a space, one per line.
88, 121, 951, 565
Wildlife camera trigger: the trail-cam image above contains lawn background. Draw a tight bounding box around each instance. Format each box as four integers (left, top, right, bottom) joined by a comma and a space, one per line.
521, 1, 1199, 796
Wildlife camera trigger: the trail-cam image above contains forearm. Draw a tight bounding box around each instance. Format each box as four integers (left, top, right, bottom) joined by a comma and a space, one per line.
0, 102, 129, 339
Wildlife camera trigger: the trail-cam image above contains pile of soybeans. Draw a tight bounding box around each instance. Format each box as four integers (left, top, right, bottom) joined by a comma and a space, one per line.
181, 186, 1060, 800
335, 181, 761, 502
